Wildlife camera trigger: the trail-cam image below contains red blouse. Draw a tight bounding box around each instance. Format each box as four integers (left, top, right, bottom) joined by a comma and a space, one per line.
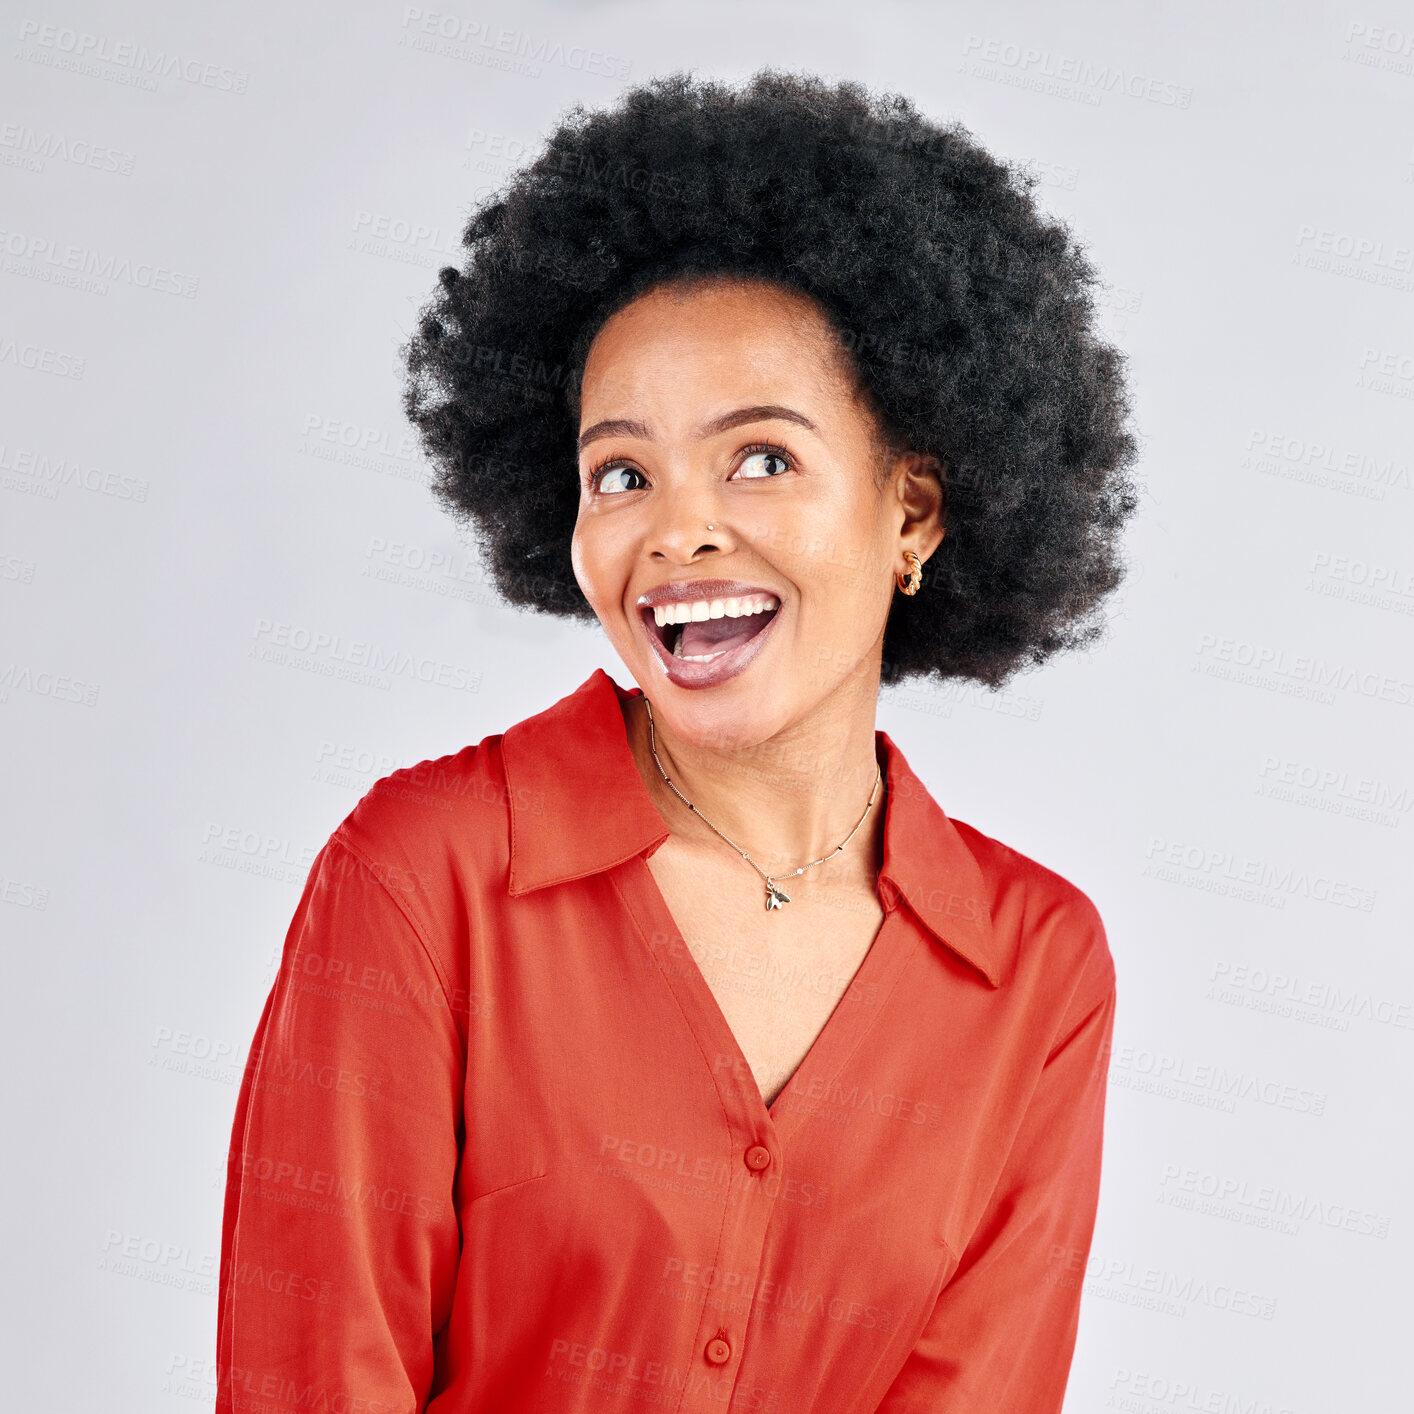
216, 668, 1116, 1414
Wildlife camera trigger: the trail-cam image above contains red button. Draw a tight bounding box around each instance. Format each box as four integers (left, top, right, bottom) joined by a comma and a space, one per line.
705, 1337, 732, 1365
744, 1145, 772, 1172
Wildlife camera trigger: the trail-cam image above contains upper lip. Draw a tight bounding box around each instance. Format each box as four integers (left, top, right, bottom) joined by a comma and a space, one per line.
635, 579, 782, 610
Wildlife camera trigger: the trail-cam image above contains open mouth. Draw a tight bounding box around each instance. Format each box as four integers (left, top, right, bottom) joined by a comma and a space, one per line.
641, 595, 781, 664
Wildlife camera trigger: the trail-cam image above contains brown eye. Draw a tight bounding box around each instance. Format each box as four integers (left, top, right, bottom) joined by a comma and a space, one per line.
732, 445, 793, 480
590, 463, 647, 494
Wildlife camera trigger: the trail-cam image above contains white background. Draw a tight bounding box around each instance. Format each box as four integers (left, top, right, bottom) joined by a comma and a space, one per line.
3, 2, 1412, 1409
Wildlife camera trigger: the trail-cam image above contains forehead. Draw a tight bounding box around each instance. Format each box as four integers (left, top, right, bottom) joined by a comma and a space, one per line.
578, 278, 854, 415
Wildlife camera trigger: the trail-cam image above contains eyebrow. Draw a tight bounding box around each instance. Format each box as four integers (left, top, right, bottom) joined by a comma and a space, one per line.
576, 404, 817, 454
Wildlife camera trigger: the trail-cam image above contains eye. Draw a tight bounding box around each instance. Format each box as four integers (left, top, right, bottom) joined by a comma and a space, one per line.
731, 443, 794, 480
587, 459, 647, 494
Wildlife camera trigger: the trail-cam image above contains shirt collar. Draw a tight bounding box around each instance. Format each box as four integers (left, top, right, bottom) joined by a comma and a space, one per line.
500, 669, 1002, 987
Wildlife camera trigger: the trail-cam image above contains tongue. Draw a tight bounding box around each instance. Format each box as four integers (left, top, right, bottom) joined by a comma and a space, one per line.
678, 611, 770, 657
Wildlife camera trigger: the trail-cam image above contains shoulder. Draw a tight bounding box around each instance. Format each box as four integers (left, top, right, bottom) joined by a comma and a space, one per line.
316, 670, 615, 924
325, 732, 514, 938
339, 736, 511, 847
951, 815, 1116, 1019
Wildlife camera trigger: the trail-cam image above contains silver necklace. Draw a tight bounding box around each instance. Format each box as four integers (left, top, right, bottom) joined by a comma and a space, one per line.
641, 696, 883, 912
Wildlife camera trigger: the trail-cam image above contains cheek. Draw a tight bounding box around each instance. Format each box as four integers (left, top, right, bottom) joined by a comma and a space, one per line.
772, 482, 883, 569
570, 516, 606, 591
773, 525, 887, 612
568, 526, 591, 602
570, 519, 631, 620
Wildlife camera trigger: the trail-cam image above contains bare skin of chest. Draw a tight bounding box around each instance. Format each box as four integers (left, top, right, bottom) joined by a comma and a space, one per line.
646, 837, 886, 1110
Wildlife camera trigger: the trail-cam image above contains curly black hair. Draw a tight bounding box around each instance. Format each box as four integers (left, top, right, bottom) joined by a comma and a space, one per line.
400, 68, 1141, 688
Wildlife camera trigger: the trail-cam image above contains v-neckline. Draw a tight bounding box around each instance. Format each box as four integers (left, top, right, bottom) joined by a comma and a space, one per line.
616, 852, 917, 1148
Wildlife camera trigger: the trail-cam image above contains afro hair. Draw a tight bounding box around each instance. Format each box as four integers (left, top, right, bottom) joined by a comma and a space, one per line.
401, 68, 1141, 688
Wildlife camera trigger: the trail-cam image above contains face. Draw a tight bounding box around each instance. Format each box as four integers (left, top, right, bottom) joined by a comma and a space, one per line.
570, 276, 943, 750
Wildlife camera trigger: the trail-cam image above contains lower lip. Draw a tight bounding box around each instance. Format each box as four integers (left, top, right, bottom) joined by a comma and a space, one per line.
640, 605, 783, 690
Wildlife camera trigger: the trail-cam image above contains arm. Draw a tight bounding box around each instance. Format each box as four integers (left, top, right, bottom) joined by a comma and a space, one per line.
216, 832, 465, 1414
875, 968, 1116, 1412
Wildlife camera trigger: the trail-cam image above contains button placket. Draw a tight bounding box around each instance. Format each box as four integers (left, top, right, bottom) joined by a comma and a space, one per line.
618, 859, 912, 1411
687, 1131, 780, 1394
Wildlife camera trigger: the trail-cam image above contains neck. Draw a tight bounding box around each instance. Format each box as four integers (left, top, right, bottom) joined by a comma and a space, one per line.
621, 667, 887, 883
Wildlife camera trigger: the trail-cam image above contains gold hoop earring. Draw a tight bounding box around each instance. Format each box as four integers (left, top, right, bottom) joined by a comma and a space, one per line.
896, 549, 923, 596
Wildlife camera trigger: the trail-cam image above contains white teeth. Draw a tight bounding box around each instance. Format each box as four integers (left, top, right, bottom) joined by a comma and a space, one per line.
650, 594, 779, 626
653, 592, 781, 666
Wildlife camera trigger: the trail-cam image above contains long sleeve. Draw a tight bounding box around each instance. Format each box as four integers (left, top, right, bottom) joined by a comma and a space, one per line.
216, 831, 466, 1414
874, 968, 1117, 1413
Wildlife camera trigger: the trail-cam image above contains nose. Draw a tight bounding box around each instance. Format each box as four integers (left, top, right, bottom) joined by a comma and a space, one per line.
645, 480, 730, 563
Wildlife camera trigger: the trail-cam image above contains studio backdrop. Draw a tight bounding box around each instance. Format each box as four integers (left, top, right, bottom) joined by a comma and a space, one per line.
3, 2, 1411, 1410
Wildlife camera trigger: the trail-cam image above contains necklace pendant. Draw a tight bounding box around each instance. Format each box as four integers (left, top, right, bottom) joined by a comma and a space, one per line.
765, 881, 791, 911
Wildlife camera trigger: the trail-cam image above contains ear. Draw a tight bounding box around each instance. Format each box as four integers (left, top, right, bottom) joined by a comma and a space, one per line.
893, 451, 947, 564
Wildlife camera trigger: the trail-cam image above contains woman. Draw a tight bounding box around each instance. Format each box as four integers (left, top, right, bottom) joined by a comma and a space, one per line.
217, 71, 1138, 1413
